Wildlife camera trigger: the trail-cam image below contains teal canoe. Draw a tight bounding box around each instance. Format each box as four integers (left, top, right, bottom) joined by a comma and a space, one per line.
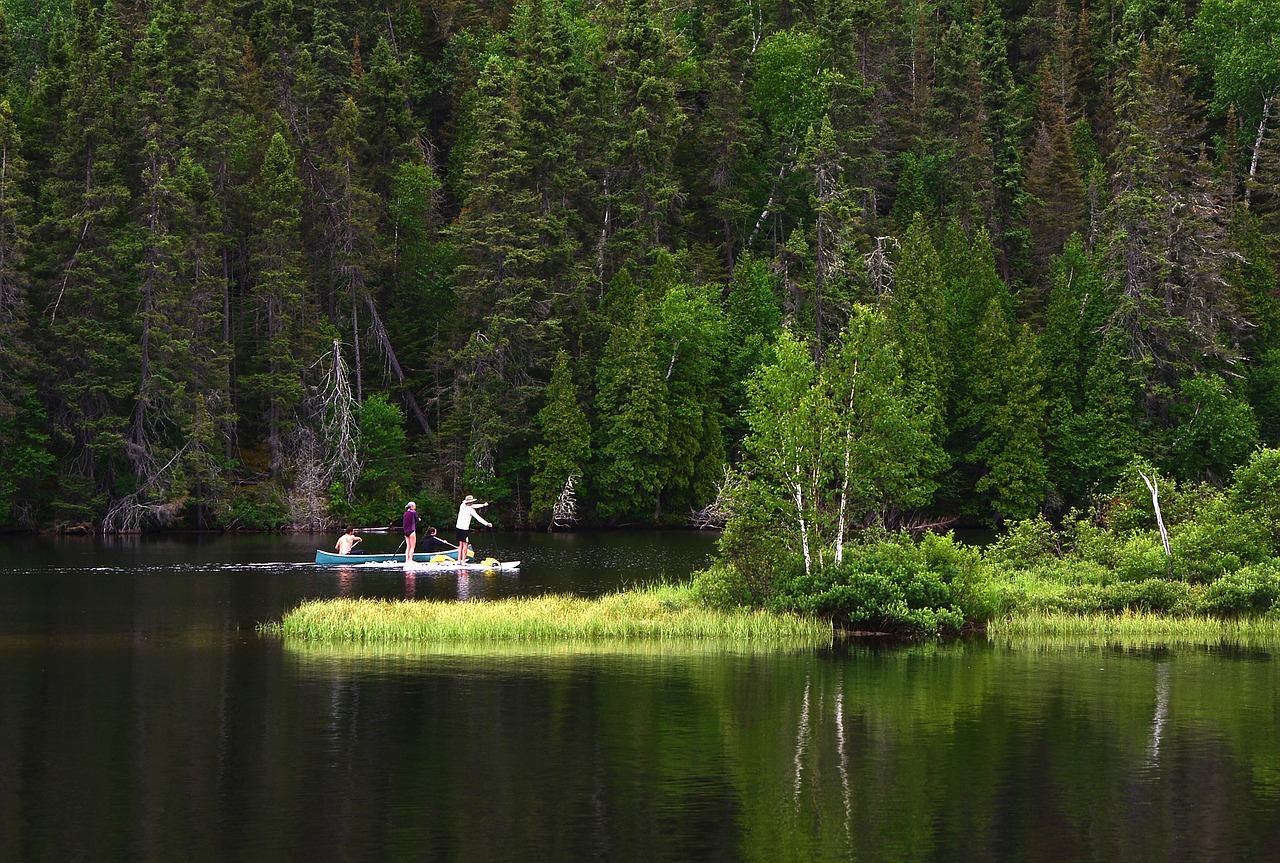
314, 548, 519, 571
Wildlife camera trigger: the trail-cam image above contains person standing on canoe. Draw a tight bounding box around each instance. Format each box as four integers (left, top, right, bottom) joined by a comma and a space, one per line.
455, 495, 491, 564
403, 501, 420, 564
335, 527, 363, 555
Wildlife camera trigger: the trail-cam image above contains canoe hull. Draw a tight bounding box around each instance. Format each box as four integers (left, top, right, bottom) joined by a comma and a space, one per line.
315, 548, 465, 565
314, 549, 519, 571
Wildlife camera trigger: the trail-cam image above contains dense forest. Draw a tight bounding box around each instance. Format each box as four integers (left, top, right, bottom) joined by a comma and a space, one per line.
0, 0, 1277, 533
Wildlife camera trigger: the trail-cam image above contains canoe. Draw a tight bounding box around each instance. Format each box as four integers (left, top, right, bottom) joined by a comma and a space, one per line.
314, 549, 519, 571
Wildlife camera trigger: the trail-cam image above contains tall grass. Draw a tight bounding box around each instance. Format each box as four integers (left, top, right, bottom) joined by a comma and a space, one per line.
262, 583, 832, 647
989, 610, 1280, 649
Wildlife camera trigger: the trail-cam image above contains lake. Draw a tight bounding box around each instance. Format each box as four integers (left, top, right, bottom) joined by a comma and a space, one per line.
1, 531, 1278, 862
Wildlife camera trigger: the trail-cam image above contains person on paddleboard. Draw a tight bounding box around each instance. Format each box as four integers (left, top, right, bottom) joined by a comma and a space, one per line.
455, 495, 492, 565
335, 526, 363, 555
403, 501, 420, 564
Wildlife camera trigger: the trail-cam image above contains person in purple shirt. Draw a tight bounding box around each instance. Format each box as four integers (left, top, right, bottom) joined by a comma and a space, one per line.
403, 501, 420, 564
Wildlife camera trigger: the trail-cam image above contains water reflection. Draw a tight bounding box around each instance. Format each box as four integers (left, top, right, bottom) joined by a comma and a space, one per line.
263, 640, 1280, 862
4, 534, 1280, 862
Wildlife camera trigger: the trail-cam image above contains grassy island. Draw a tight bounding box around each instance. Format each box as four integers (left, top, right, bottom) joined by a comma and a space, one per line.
266, 450, 1280, 648
264, 583, 832, 647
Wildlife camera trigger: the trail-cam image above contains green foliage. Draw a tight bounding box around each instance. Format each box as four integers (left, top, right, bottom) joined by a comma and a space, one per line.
329, 394, 409, 527
1197, 563, 1280, 617
1167, 373, 1258, 482
0, 0, 1274, 533
226, 483, 291, 531
766, 532, 987, 636
529, 350, 591, 523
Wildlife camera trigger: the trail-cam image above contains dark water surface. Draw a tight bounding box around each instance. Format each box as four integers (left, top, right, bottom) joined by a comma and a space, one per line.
2, 532, 1279, 862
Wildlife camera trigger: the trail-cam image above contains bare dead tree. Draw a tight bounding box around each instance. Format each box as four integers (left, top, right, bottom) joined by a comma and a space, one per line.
311, 339, 362, 501
691, 467, 743, 530
864, 236, 899, 296
285, 425, 332, 531
549, 473, 580, 531
102, 442, 193, 533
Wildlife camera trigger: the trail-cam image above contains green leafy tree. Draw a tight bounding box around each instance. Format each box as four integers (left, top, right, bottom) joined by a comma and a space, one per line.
821, 305, 937, 558
1168, 373, 1259, 482
652, 274, 730, 515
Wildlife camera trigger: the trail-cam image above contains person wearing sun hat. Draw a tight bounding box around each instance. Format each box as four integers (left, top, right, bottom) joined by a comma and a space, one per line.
454, 494, 492, 565
403, 501, 420, 564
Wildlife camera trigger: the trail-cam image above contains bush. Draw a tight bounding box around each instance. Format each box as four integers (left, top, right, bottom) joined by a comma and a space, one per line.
984, 515, 1060, 569
1114, 534, 1170, 582
690, 562, 772, 609
766, 534, 978, 636
1197, 564, 1280, 617
1228, 447, 1280, 553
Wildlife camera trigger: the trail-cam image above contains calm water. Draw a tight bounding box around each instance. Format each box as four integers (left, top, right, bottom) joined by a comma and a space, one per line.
1, 532, 1279, 862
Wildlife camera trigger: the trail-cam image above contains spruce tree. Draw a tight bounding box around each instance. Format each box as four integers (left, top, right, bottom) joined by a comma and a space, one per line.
593, 0, 689, 284
529, 350, 591, 526
1102, 25, 1246, 412
1025, 62, 1086, 302
592, 293, 670, 521
883, 214, 950, 492
241, 131, 314, 477
0, 97, 50, 523
31, 0, 139, 517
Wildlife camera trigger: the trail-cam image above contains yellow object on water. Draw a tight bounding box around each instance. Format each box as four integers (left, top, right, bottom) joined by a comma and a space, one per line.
430, 554, 449, 563
481, 557, 500, 568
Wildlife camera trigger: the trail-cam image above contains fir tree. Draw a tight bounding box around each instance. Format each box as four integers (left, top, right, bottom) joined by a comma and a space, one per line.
31, 0, 139, 516
1025, 62, 1086, 301
593, 293, 669, 521
529, 350, 591, 525
241, 130, 315, 476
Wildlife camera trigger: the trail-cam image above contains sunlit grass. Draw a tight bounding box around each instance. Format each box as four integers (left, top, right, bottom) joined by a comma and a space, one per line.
989, 610, 1280, 649
262, 583, 832, 647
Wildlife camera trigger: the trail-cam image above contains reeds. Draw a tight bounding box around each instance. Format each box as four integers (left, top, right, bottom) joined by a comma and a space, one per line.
262, 583, 832, 646
989, 610, 1280, 649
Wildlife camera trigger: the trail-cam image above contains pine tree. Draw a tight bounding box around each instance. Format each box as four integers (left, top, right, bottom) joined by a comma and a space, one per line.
529, 350, 591, 525
1101, 25, 1246, 411
1025, 62, 1086, 301
592, 293, 669, 521
241, 131, 315, 476
31, 0, 140, 516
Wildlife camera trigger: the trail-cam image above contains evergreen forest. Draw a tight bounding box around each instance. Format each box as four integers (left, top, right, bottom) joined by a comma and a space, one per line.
1, 0, 1279, 533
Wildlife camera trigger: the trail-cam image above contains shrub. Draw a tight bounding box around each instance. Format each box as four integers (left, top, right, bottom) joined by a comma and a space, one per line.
1228, 447, 1280, 553
690, 562, 772, 609
984, 515, 1060, 569
1114, 534, 1170, 582
766, 535, 975, 636
1197, 564, 1280, 617
1168, 501, 1270, 583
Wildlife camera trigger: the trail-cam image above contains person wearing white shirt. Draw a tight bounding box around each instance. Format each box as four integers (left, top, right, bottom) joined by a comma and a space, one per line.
455, 494, 492, 564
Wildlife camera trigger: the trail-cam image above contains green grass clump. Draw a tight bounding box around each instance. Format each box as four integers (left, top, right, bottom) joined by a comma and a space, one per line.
262, 583, 831, 646
989, 610, 1280, 649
